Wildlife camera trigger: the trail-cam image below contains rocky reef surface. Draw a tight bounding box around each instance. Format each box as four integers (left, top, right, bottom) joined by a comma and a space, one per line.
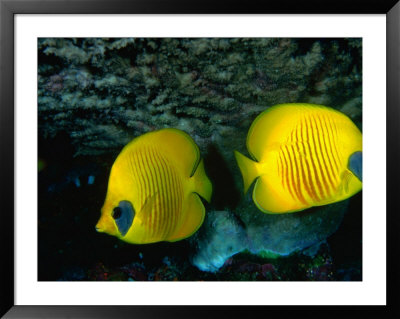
38, 38, 362, 279
191, 200, 348, 272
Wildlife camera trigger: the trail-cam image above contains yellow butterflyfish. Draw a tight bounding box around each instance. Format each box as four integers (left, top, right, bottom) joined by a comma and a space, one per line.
96, 128, 212, 244
234, 103, 362, 214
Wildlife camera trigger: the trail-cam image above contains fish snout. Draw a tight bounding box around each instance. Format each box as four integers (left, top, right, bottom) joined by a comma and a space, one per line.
95, 216, 117, 236
95, 222, 104, 233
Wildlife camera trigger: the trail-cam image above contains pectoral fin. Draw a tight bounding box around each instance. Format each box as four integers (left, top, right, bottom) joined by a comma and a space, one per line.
138, 193, 158, 225
167, 193, 205, 242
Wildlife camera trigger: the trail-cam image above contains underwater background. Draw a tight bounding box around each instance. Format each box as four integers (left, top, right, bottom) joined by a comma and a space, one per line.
38, 38, 362, 281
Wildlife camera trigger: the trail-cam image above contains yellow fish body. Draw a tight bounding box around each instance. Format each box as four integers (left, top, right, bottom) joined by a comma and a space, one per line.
234, 103, 362, 214
96, 128, 212, 244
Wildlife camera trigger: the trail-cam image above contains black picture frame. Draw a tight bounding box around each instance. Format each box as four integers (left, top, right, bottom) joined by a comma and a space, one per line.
1, 0, 399, 318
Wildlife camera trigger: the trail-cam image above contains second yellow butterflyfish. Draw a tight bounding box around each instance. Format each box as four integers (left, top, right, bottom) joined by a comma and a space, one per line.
234, 103, 362, 214
96, 128, 212, 244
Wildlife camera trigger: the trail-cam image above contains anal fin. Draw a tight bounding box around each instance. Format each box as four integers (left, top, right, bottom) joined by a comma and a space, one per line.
253, 175, 305, 213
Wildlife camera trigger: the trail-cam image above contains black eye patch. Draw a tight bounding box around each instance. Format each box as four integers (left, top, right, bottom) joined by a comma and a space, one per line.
112, 207, 122, 219
348, 151, 362, 182
112, 201, 135, 236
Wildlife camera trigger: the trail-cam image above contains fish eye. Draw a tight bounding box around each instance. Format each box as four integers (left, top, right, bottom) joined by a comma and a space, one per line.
112, 207, 122, 219
113, 200, 135, 236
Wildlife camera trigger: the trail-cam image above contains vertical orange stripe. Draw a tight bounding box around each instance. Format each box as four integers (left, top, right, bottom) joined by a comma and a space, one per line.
310, 115, 331, 198
285, 144, 300, 202
171, 165, 182, 230
290, 129, 309, 205
289, 143, 308, 205
304, 115, 325, 201
157, 152, 174, 239
323, 114, 339, 175
308, 115, 326, 199
331, 116, 343, 167
294, 125, 314, 202
150, 148, 170, 240
315, 114, 337, 190
280, 146, 296, 201
146, 146, 164, 240
128, 151, 136, 184
128, 151, 147, 238
166, 161, 177, 237
165, 157, 178, 234
133, 150, 151, 242
144, 147, 159, 238
128, 151, 141, 212
149, 147, 165, 239
300, 119, 319, 202
326, 115, 341, 172
140, 147, 157, 239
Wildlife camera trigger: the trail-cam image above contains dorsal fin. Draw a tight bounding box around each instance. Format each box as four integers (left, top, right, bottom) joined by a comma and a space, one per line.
133, 128, 200, 178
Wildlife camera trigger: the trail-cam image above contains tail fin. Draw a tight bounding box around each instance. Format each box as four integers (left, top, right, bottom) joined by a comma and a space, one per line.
192, 159, 212, 203
234, 151, 260, 194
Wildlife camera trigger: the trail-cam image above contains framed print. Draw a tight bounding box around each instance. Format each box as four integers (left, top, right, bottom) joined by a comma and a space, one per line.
1, 0, 399, 318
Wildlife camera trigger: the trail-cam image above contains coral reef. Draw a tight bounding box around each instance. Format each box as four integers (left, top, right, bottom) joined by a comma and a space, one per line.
38, 38, 362, 161
191, 211, 249, 272
38, 38, 362, 280
190, 199, 348, 272
57, 240, 359, 281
